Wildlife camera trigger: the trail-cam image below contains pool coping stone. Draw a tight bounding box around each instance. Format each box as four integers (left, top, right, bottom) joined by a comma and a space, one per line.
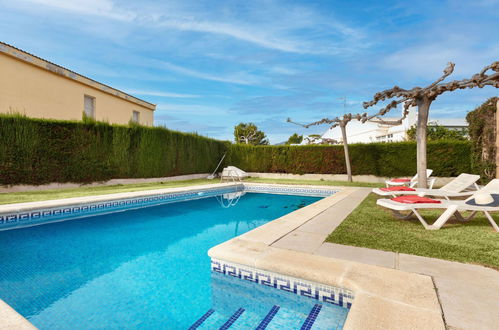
209, 184, 446, 330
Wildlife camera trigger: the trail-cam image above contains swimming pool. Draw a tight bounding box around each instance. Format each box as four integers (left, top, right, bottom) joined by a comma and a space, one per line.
0, 186, 351, 329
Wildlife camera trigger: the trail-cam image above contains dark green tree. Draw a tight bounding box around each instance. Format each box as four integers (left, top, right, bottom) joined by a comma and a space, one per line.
406, 124, 468, 141
286, 133, 303, 144
234, 122, 269, 145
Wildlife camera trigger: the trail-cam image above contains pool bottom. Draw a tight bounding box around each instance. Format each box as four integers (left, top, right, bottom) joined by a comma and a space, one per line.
190, 271, 349, 329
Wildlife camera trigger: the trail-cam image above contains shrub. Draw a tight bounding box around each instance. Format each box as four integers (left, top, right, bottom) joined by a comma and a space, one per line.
0, 115, 475, 186
466, 97, 497, 181
0, 115, 228, 185
227, 141, 473, 177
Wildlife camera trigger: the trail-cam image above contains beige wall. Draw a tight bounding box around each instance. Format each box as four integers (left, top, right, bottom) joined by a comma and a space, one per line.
0, 52, 154, 126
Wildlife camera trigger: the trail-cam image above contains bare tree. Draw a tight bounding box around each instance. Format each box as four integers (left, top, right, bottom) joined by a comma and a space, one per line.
287, 61, 498, 186
287, 114, 355, 182
363, 61, 499, 187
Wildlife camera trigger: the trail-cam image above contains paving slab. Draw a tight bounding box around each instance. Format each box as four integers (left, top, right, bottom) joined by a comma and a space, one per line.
271, 230, 327, 253
399, 254, 499, 330
316, 243, 397, 268
298, 188, 371, 234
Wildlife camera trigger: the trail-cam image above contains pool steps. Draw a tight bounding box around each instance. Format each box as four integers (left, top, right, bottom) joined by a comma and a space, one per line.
189, 303, 333, 329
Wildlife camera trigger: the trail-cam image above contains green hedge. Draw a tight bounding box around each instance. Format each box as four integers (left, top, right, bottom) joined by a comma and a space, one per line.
227, 141, 473, 177
0, 115, 475, 186
0, 115, 228, 185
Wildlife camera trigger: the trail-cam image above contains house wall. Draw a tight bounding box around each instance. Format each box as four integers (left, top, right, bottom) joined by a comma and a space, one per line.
0, 50, 154, 125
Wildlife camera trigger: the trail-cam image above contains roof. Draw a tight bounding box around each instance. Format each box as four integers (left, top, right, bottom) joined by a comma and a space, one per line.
0, 41, 156, 110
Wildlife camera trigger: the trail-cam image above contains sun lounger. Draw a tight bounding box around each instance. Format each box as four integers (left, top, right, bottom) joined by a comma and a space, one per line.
376, 179, 499, 231
385, 169, 435, 189
373, 173, 480, 199
220, 166, 249, 181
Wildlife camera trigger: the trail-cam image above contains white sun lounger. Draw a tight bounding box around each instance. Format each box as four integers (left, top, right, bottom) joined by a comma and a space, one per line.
221, 166, 249, 182
377, 179, 499, 231
385, 169, 435, 188
373, 173, 480, 199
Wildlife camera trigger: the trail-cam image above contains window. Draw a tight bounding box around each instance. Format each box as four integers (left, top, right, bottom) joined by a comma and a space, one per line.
84, 95, 95, 119
132, 110, 140, 123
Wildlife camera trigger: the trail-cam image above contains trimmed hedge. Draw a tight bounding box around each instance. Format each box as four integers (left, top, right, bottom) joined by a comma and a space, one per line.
0, 115, 474, 186
227, 141, 473, 177
0, 115, 228, 185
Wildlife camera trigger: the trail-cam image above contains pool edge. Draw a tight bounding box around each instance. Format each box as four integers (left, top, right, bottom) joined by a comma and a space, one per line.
209, 185, 446, 330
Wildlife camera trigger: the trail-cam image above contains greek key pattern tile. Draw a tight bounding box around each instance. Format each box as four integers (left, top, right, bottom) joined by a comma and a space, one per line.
211, 259, 354, 309
0, 186, 243, 231
243, 184, 337, 197
0, 184, 336, 231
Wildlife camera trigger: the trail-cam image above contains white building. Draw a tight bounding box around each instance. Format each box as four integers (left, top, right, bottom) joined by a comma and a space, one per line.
320, 107, 467, 144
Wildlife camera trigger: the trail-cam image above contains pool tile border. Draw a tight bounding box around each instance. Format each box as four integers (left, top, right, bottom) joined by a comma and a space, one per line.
0, 183, 337, 231
0, 186, 243, 230
243, 184, 338, 197
211, 259, 354, 309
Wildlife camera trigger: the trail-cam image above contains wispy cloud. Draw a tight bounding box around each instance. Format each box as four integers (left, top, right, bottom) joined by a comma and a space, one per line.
19, 0, 366, 55
27, 0, 135, 20
154, 60, 264, 86
126, 89, 200, 98
156, 103, 227, 115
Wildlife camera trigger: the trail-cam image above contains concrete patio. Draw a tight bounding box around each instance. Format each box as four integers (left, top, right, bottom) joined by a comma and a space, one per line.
270, 186, 499, 330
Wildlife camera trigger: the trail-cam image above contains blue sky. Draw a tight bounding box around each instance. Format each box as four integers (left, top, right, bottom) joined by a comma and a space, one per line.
1, 0, 498, 143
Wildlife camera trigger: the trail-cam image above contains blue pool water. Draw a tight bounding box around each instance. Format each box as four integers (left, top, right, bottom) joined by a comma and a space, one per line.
0, 192, 348, 329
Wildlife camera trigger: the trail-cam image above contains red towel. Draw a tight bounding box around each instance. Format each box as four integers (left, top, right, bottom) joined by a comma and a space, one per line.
380, 187, 416, 192
391, 178, 411, 183
391, 195, 441, 204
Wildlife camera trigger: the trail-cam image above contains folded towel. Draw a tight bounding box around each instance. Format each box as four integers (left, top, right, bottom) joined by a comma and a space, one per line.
390, 178, 411, 183
380, 187, 416, 192
391, 195, 441, 204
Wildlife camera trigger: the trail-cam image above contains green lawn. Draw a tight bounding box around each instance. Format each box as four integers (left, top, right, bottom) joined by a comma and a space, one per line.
0, 179, 215, 205
0, 178, 383, 205
244, 177, 384, 188
327, 193, 499, 269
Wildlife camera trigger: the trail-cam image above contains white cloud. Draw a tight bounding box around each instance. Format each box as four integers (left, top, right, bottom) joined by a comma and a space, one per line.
20, 0, 366, 55
126, 89, 200, 98
156, 103, 227, 115
381, 42, 499, 79
27, 0, 135, 20
155, 60, 264, 86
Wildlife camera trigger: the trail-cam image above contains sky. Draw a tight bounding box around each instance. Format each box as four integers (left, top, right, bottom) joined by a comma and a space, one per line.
0, 0, 498, 143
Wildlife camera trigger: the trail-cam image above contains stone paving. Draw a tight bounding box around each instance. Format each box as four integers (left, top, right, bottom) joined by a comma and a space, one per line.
271, 187, 499, 330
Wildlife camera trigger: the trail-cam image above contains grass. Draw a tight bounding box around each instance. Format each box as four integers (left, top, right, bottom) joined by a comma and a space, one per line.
244, 177, 384, 188
0, 177, 382, 205
327, 193, 499, 269
0, 179, 215, 205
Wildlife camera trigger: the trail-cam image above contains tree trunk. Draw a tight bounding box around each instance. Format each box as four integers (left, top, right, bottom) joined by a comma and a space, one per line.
340, 122, 353, 182
416, 98, 431, 188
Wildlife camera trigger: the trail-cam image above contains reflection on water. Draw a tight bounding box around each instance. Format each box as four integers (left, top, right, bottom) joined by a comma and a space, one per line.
215, 191, 246, 208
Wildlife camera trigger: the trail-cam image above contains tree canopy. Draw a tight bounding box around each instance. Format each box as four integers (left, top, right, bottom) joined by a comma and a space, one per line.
233, 122, 269, 145
406, 124, 468, 141
286, 133, 303, 144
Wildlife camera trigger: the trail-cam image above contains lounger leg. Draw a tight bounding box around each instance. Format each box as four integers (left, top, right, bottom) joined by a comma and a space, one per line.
392, 210, 414, 219
453, 211, 477, 222
429, 205, 459, 230
412, 209, 433, 230
484, 211, 499, 232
